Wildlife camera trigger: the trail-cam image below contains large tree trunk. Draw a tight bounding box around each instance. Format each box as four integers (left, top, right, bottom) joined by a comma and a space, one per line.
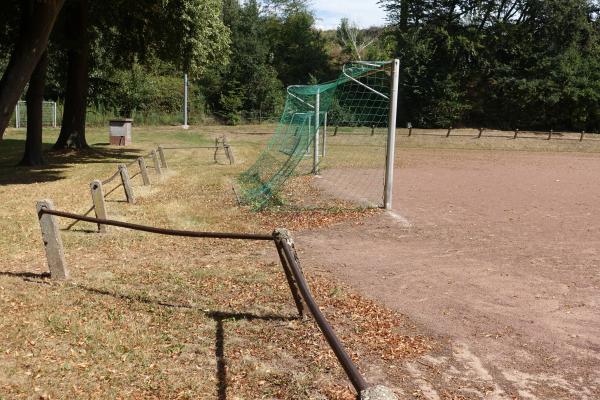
54, 0, 89, 150
19, 51, 49, 166
0, 0, 65, 139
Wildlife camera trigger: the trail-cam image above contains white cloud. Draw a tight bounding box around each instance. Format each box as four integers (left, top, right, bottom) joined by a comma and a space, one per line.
310, 0, 387, 30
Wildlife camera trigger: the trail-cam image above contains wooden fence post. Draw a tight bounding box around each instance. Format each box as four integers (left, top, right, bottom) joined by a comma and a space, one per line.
151, 150, 163, 177
223, 138, 235, 165
118, 164, 135, 204
157, 145, 168, 169
138, 157, 151, 186
36, 200, 69, 280
90, 180, 108, 233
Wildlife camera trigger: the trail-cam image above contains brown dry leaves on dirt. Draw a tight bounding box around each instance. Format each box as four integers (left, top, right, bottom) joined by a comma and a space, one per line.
0, 127, 434, 399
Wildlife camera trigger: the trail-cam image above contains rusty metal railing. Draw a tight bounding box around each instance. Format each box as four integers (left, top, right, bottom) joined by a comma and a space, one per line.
35, 203, 386, 398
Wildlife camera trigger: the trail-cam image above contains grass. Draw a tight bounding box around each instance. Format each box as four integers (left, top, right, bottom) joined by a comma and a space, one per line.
0, 125, 431, 399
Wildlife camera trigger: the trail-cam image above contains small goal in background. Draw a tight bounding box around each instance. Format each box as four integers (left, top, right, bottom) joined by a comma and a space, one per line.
13, 100, 58, 128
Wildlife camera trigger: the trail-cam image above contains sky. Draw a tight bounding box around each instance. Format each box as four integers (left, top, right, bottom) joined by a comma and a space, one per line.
310, 0, 387, 30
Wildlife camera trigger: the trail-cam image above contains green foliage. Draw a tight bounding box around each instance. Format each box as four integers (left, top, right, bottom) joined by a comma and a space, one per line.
380, 0, 600, 130
202, 0, 330, 124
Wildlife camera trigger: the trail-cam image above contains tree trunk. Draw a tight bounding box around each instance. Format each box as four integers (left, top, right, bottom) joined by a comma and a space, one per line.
19, 50, 49, 166
0, 0, 65, 139
54, 0, 89, 150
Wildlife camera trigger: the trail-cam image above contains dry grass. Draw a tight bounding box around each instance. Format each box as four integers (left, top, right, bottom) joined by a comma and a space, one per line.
0, 125, 432, 399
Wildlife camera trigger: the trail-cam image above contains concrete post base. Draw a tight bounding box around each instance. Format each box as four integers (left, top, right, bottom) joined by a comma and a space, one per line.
360, 385, 398, 400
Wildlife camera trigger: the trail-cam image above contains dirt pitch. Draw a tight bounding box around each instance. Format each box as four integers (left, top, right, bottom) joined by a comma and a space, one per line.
301, 146, 600, 399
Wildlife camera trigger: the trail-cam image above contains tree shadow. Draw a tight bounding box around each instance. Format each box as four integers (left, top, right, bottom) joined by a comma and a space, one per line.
1, 274, 298, 399
0, 138, 143, 185
74, 285, 297, 400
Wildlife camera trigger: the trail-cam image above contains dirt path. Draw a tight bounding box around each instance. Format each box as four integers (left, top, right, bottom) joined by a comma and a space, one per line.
298, 149, 600, 399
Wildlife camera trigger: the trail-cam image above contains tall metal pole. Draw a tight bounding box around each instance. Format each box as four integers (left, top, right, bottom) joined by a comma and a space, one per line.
15, 102, 20, 129
53, 101, 57, 128
183, 73, 189, 129
322, 112, 327, 157
312, 90, 320, 175
383, 59, 399, 210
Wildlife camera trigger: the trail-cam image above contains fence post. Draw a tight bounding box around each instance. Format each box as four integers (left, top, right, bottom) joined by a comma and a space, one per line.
151, 150, 163, 177
118, 164, 135, 204
478, 127, 484, 138
158, 145, 168, 169
371, 124, 375, 136
580, 131, 585, 142
90, 180, 108, 233
273, 230, 306, 319
334, 126, 338, 136
513, 128, 519, 139
224, 138, 235, 165
548, 129, 553, 140
138, 157, 151, 186
36, 200, 69, 280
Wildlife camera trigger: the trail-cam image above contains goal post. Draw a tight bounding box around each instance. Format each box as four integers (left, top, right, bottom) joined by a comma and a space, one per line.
14, 100, 58, 128
239, 59, 400, 210
384, 59, 400, 210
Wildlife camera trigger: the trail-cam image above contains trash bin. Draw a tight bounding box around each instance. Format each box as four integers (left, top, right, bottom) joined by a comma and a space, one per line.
109, 119, 133, 146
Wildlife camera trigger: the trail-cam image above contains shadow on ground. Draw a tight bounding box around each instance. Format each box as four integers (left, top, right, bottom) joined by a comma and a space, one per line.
0, 139, 143, 185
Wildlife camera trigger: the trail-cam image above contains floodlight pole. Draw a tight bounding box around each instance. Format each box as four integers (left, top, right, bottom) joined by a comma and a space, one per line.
183, 73, 189, 129
15, 102, 20, 128
52, 101, 57, 128
312, 89, 320, 175
383, 59, 400, 210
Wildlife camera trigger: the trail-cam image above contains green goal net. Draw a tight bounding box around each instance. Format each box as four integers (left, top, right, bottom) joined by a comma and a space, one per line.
239, 61, 393, 209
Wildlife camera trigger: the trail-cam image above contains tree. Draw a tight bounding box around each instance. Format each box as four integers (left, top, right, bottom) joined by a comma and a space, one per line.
0, 0, 65, 139
54, 0, 231, 149
335, 18, 380, 61
20, 50, 49, 165
54, 0, 89, 149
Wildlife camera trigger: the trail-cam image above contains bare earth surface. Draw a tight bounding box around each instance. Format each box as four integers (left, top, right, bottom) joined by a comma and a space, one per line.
299, 149, 600, 399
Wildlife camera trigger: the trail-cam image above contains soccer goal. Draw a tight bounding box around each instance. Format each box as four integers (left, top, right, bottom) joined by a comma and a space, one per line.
14, 100, 58, 128
239, 59, 399, 210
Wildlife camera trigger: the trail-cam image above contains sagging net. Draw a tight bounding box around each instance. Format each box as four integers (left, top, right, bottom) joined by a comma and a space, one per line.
239, 61, 392, 209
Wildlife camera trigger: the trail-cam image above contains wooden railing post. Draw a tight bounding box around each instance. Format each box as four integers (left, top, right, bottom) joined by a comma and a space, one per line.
151, 150, 163, 177
158, 145, 168, 169
118, 164, 135, 204
90, 180, 108, 233
36, 200, 69, 280
223, 138, 235, 165
138, 157, 151, 186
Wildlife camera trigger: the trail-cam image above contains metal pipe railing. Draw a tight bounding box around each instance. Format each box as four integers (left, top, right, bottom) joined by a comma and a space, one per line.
39, 208, 273, 241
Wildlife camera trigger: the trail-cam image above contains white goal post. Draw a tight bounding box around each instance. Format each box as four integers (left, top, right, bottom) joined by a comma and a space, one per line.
14, 100, 58, 129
